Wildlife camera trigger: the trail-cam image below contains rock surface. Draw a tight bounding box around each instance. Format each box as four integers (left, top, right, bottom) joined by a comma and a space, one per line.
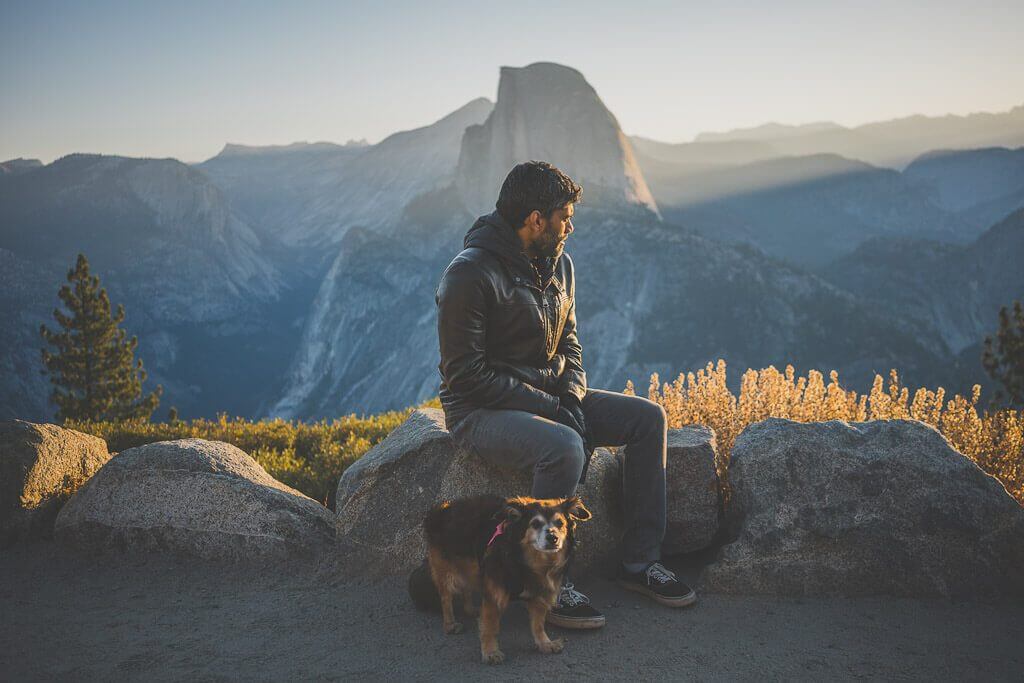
701, 418, 1024, 598
659, 425, 722, 555
55, 439, 339, 561
1, 420, 110, 545
455, 62, 658, 217
335, 408, 722, 576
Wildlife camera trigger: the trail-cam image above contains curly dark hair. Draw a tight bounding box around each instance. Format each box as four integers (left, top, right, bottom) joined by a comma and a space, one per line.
495, 161, 582, 229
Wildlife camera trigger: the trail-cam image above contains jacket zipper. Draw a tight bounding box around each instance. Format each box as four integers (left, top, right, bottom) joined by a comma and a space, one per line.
515, 271, 552, 358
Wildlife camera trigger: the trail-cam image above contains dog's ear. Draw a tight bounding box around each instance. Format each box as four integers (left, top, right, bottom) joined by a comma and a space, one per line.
493, 505, 522, 523
561, 496, 592, 522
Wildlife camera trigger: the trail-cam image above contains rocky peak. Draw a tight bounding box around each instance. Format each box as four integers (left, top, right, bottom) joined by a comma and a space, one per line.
455, 62, 658, 217
0, 158, 43, 176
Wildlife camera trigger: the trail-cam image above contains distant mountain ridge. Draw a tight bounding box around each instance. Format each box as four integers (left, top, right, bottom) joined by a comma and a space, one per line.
638, 104, 1024, 169
0, 153, 302, 420
634, 144, 1024, 269
3, 65, 1022, 422
696, 121, 845, 142
216, 140, 369, 157
203, 97, 493, 255
676, 104, 1024, 168
1, 158, 42, 176
822, 208, 1024, 388
903, 147, 1024, 231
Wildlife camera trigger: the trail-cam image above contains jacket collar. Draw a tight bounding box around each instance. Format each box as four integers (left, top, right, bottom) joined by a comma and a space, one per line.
464, 210, 562, 291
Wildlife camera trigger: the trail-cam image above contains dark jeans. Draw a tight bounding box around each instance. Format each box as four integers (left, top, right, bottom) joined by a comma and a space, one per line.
448, 387, 667, 565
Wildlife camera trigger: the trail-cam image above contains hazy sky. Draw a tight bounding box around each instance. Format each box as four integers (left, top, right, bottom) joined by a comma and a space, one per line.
2, 0, 1022, 163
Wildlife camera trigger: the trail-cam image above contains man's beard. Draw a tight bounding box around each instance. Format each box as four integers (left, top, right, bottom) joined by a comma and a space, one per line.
527, 225, 565, 260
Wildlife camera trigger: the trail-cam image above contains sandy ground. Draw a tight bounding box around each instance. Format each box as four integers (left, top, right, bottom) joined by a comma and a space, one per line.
2, 542, 1022, 682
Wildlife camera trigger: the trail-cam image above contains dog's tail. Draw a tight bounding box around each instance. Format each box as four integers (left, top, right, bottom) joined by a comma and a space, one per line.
408, 556, 441, 611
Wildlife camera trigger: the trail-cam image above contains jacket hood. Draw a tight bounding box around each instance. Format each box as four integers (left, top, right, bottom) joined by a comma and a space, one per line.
464, 210, 524, 259
464, 210, 558, 286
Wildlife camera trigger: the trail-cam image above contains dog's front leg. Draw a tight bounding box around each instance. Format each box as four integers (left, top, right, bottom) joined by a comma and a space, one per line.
527, 598, 565, 654
437, 582, 463, 635
479, 594, 507, 664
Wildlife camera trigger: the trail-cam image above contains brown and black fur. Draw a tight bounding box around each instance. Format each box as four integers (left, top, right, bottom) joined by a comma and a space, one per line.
423, 493, 592, 665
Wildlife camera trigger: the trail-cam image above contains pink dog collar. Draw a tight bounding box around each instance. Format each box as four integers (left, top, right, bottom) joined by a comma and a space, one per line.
487, 521, 507, 548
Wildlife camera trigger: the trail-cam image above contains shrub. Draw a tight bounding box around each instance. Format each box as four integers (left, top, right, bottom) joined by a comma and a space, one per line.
68, 396, 442, 505
625, 360, 1024, 505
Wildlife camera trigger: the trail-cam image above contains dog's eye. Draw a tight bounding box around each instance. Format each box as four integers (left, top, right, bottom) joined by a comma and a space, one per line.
531, 519, 544, 530
552, 518, 564, 529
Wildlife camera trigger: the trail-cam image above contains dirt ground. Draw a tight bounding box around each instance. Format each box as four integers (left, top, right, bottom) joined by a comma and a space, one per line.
2, 542, 1022, 682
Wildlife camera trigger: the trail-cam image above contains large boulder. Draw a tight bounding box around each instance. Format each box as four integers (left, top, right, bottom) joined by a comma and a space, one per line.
701, 418, 1024, 598
335, 408, 721, 576
1, 420, 110, 546
55, 439, 340, 562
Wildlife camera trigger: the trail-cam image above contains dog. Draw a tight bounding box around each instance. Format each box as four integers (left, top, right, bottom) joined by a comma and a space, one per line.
422, 493, 592, 664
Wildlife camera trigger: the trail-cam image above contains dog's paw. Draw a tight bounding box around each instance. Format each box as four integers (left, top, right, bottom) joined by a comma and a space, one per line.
443, 621, 464, 635
482, 649, 506, 665
537, 638, 566, 654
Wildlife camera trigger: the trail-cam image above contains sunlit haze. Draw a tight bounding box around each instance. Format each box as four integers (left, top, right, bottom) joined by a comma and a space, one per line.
2, 0, 1022, 163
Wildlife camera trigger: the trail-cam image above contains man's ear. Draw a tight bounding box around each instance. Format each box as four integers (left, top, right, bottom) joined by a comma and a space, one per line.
561, 496, 592, 522
525, 209, 546, 236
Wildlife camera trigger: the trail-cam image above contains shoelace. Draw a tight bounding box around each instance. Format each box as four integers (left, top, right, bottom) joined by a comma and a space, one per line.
558, 582, 591, 608
645, 562, 678, 585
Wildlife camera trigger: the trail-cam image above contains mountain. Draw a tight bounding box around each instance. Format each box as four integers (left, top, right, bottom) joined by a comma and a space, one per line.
637, 151, 970, 268
696, 121, 845, 143
1, 158, 43, 176
269, 63, 955, 419
630, 136, 779, 168
824, 208, 1024, 365
902, 147, 1024, 232
0, 154, 306, 420
455, 63, 657, 217
0, 154, 280, 316
267, 187, 473, 419
679, 105, 1024, 169
201, 98, 493, 256
197, 140, 368, 251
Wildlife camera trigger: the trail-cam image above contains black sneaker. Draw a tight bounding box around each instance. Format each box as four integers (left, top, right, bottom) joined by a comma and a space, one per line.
616, 562, 697, 607
545, 582, 606, 629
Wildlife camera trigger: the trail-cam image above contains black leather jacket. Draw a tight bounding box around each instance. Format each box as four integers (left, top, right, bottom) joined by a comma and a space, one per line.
435, 210, 586, 432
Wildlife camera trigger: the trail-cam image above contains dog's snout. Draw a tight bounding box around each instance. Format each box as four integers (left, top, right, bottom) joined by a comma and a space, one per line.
545, 531, 559, 545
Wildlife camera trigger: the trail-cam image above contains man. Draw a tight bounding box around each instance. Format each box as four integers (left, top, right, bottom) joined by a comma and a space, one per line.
435, 161, 696, 629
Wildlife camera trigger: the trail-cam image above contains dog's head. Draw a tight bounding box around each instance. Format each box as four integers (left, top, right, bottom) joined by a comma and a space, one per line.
494, 496, 592, 554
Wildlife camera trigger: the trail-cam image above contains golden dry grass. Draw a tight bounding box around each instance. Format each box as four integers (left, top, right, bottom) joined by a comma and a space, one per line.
624, 360, 1024, 505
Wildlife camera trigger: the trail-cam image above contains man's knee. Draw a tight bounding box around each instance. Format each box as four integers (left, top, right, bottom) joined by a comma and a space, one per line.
536, 425, 587, 473
631, 396, 667, 432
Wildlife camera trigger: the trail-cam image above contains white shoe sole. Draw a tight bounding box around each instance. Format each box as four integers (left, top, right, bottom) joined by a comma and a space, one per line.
545, 612, 607, 629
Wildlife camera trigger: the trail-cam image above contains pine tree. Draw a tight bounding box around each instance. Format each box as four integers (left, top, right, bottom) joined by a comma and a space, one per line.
981, 300, 1024, 409
39, 253, 162, 422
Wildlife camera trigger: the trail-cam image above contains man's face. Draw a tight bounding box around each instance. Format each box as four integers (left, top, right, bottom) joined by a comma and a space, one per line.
528, 203, 575, 259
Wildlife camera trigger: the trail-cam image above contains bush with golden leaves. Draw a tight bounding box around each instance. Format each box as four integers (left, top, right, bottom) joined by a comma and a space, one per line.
624, 360, 1023, 505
